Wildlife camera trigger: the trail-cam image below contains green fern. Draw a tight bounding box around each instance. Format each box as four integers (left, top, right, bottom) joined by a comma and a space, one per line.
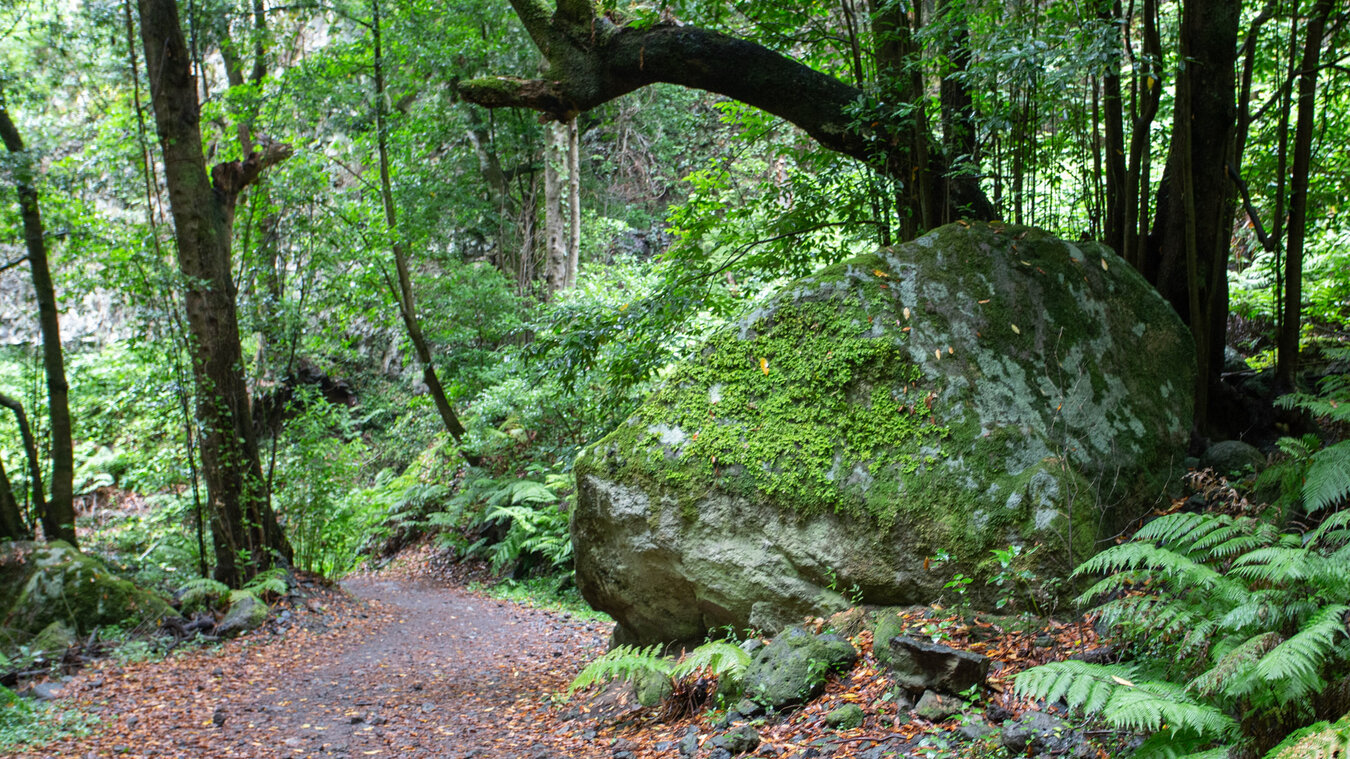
1018, 510, 1350, 756
670, 641, 751, 685
178, 577, 230, 607
569, 644, 670, 693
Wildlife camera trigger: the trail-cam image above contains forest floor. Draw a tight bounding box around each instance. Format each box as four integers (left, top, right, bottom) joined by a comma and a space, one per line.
12, 544, 1100, 759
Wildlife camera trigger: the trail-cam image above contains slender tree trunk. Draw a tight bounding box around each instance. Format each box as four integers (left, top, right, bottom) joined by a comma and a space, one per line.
566, 117, 581, 290
371, 0, 474, 450
1276, 0, 1332, 390
139, 0, 293, 587
1101, 0, 1127, 254
544, 119, 567, 297
0, 393, 45, 539
0, 456, 26, 541
1122, 0, 1162, 270
1145, 0, 1239, 433
0, 104, 76, 547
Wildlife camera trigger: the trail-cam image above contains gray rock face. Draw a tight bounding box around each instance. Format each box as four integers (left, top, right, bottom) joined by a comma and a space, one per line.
574, 223, 1194, 646
1200, 440, 1266, 476
1000, 711, 1082, 755
741, 626, 857, 710
886, 637, 989, 696
825, 704, 865, 729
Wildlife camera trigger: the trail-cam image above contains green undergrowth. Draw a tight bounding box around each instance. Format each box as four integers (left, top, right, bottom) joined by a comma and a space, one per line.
0, 685, 98, 751
468, 576, 612, 623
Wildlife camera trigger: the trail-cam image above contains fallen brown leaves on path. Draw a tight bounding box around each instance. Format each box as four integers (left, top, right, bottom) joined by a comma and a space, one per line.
11, 545, 1107, 759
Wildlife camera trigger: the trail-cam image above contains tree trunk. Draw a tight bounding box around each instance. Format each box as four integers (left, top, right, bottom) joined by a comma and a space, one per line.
1100, 0, 1127, 255
0, 456, 26, 541
544, 119, 567, 297
1276, 0, 1332, 391
371, 0, 474, 450
0, 393, 44, 539
0, 104, 76, 547
1122, 0, 1163, 270
1145, 0, 1240, 433
139, 0, 293, 587
566, 117, 581, 290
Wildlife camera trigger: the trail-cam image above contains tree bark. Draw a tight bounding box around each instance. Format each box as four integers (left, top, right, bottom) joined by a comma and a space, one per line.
1100, 0, 1127, 256
0, 393, 45, 539
0, 104, 76, 547
544, 119, 567, 297
139, 0, 293, 587
459, 0, 994, 233
1276, 0, 1332, 391
371, 0, 474, 450
566, 117, 581, 290
1122, 0, 1163, 270
0, 455, 26, 541
1145, 0, 1240, 433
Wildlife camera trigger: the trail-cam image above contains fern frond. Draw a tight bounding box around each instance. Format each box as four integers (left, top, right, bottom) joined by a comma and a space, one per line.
569, 644, 671, 693
1134, 513, 1230, 554
243, 568, 289, 597
1304, 442, 1350, 514
1102, 680, 1238, 740
1075, 543, 1223, 592
1230, 547, 1317, 584
671, 641, 751, 684
1189, 632, 1282, 700
1306, 510, 1350, 549
1014, 660, 1139, 713
178, 577, 229, 606
1253, 604, 1349, 703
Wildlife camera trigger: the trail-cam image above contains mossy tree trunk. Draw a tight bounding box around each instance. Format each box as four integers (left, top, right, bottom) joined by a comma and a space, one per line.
0, 102, 76, 547
138, 0, 293, 587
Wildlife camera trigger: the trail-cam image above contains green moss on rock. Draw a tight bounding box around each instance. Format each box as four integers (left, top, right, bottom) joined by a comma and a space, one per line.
0, 541, 178, 648
575, 223, 1193, 646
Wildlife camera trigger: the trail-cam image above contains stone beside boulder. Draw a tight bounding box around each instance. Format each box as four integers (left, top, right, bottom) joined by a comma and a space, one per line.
1199, 439, 1266, 476
741, 625, 858, 710
0, 540, 178, 648
885, 636, 989, 696
216, 595, 268, 638
574, 222, 1194, 646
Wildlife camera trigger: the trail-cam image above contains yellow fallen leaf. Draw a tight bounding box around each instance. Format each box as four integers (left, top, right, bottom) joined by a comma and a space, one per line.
1011, 324, 1020, 334
1101, 258, 1109, 271
934, 349, 942, 361
1112, 675, 1135, 687
903, 307, 911, 320
760, 357, 769, 375
873, 269, 889, 278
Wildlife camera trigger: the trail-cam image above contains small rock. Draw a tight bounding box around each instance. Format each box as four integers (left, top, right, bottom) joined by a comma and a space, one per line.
217, 596, 267, 637
1034, 634, 1055, 648
677, 726, 699, 758
722, 725, 760, 754
212, 705, 228, 727
733, 698, 763, 719
886, 637, 989, 696
1001, 711, 1077, 755
27, 682, 64, 701
957, 720, 997, 741
1200, 440, 1266, 476
914, 690, 962, 722
824, 704, 864, 730
742, 626, 858, 710
613, 753, 636, 759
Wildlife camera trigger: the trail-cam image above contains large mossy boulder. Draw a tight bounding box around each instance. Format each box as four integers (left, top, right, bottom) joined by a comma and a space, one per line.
574, 222, 1193, 646
0, 540, 177, 647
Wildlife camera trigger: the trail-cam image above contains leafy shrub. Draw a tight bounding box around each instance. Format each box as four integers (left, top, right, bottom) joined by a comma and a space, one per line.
434, 467, 573, 576
1014, 510, 1350, 757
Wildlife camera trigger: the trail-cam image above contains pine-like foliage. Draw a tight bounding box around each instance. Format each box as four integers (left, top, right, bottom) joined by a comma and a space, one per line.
1015, 511, 1350, 757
